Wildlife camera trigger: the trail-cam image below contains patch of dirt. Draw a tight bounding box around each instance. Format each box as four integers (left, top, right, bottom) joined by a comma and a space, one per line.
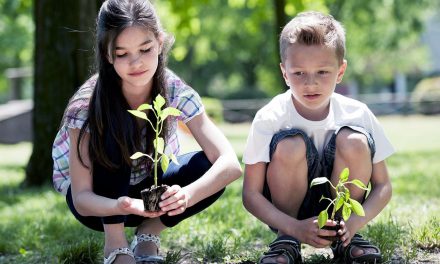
410, 248, 440, 264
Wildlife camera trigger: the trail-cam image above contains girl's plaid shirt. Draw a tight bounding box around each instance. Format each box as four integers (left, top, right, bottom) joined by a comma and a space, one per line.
51, 70, 204, 195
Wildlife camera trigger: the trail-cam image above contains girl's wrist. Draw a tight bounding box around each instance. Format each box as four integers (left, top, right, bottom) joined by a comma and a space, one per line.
182, 186, 195, 208
114, 197, 126, 215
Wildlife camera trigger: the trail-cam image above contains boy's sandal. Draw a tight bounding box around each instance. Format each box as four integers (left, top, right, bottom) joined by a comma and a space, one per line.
131, 233, 164, 263
103, 247, 135, 264
258, 235, 302, 264
331, 233, 382, 264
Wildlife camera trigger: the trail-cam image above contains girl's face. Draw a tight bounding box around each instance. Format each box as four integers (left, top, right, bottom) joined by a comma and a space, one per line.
110, 26, 163, 99
280, 43, 347, 121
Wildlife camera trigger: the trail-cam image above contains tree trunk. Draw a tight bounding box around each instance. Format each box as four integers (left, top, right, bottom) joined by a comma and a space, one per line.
273, 0, 288, 55
25, 0, 100, 186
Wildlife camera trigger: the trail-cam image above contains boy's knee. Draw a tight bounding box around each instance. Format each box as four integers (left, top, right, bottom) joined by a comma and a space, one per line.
272, 135, 306, 163
336, 128, 370, 157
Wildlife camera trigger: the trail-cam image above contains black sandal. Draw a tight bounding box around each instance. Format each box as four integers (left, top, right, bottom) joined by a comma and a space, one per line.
331, 233, 382, 264
258, 235, 302, 264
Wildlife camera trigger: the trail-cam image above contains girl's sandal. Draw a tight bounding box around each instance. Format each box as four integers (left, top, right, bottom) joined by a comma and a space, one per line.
103, 247, 135, 264
131, 233, 164, 263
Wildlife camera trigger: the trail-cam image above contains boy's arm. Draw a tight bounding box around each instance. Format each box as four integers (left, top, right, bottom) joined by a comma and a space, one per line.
343, 160, 392, 246
243, 162, 297, 232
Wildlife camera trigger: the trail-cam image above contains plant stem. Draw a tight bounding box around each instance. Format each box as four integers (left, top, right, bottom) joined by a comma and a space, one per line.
330, 194, 340, 220
153, 112, 160, 187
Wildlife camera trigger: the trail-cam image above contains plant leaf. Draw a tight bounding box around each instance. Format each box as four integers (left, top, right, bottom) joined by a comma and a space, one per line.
130, 152, 147, 159
342, 203, 352, 221
161, 107, 181, 120
340, 167, 349, 183
160, 154, 170, 173
318, 210, 328, 229
153, 94, 166, 114
349, 198, 365, 216
350, 179, 369, 190
310, 177, 329, 187
169, 153, 179, 165
127, 110, 148, 120
154, 137, 164, 154
137, 103, 153, 111
344, 189, 350, 201
335, 196, 344, 211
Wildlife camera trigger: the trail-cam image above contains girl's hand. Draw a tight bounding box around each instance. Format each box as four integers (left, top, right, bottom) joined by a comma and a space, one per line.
117, 196, 165, 218
159, 185, 189, 216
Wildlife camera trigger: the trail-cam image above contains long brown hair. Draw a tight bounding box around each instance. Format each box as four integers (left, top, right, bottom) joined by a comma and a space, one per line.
78, 0, 172, 170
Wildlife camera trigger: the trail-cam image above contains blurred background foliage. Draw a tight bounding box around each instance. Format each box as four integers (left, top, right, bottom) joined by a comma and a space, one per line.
0, 0, 33, 101
157, 0, 438, 98
0, 0, 439, 100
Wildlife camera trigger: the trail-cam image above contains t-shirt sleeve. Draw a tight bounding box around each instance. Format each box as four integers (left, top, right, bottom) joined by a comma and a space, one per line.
166, 71, 204, 123
242, 111, 275, 164
365, 108, 395, 163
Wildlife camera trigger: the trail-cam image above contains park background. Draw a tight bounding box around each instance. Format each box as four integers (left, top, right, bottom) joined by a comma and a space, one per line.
1, 0, 440, 263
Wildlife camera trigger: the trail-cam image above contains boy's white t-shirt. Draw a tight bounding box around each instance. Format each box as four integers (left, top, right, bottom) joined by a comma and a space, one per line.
242, 90, 394, 165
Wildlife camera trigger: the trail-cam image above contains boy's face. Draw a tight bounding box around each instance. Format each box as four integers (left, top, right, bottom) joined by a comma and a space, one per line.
280, 43, 347, 120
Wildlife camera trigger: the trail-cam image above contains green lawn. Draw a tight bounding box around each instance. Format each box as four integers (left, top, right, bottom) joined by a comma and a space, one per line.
0, 115, 439, 263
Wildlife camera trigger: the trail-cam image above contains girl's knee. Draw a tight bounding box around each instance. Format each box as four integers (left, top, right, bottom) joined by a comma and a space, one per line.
336, 128, 370, 157
272, 135, 306, 164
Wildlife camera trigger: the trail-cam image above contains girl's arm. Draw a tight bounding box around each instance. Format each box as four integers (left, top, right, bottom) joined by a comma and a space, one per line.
180, 113, 242, 207
69, 128, 163, 217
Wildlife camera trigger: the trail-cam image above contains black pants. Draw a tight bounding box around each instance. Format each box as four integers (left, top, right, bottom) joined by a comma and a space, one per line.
66, 151, 225, 231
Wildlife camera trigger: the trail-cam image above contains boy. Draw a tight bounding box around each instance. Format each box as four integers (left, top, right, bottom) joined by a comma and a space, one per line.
242, 11, 394, 264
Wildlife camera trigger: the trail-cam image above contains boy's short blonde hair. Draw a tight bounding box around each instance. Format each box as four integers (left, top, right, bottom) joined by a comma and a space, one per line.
279, 11, 345, 64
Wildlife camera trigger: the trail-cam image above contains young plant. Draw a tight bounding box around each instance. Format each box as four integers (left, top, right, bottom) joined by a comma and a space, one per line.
128, 94, 181, 211
310, 168, 369, 229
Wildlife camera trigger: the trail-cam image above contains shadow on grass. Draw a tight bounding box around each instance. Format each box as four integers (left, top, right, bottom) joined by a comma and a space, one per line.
0, 180, 58, 208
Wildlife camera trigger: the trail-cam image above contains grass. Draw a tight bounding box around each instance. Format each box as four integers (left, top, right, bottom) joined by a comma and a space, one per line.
1, 115, 440, 263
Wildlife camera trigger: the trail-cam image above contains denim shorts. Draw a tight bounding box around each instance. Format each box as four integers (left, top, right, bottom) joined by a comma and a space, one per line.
263, 126, 375, 223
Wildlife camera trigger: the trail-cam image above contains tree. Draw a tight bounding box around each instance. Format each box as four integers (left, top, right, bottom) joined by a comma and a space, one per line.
25, 0, 100, 186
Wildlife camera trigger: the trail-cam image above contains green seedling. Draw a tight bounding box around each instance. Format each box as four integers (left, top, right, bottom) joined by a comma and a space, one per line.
310, 168, 369, 228
128, 94, 181, 187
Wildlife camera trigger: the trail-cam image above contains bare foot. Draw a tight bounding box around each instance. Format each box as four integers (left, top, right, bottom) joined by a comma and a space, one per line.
113, 254, 136, 264
351, 246, 378, 257
260, 255, 289, 264
134, 239, 159, 257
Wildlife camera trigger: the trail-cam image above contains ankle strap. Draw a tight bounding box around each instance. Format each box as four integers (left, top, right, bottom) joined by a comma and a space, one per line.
104, 247, 134, 264
137, 234, 160, 248
131, 233, 161, 252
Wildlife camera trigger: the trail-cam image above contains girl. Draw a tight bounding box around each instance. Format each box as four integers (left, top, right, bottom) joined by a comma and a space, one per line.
51, 0, 242, 263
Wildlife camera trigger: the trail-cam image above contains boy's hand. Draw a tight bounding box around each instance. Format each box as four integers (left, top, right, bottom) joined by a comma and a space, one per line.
117, 196, 165, 218
159, 185, 190, 216
338, 220, 354, 247
296, 217, 338, 248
